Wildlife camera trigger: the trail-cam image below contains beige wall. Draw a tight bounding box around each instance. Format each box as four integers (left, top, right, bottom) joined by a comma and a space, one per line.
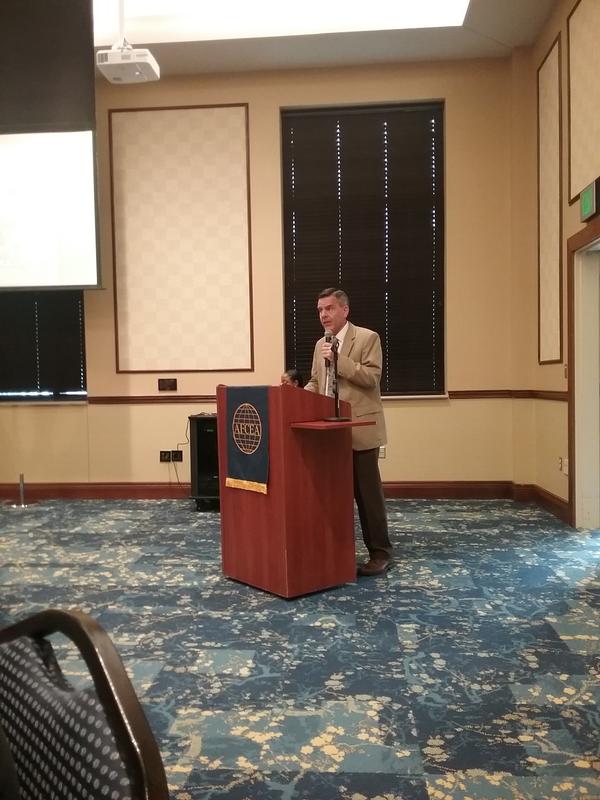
0, 11, 583, 498
381, 399, 513, 482
90, 59, 514, 396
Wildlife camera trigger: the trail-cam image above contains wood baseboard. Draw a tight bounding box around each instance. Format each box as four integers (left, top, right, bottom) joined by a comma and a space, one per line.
512, 483, 571, 524
384, 481, 514, 499
0, 483, 191, 502
0, 480, 570, 525
383, 481, 569, 523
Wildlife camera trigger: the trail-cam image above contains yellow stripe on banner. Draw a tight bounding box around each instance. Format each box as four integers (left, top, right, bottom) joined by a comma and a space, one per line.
225, 477, 268, 494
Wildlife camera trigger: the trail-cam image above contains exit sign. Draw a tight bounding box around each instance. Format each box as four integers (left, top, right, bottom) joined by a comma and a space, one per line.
580, 179, 600, 222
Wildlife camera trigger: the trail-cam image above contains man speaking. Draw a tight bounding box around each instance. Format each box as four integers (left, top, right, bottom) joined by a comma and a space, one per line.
305, 288, 392, 577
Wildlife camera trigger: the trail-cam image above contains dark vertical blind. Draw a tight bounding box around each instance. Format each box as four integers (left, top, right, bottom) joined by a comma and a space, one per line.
282, 102, 444, 395
0, 292, 86, 398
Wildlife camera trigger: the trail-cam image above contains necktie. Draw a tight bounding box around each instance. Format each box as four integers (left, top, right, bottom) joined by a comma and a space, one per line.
326, 336, 338, 397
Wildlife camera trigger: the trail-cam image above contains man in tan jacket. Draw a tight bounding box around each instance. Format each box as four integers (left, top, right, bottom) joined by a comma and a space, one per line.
305, 288, 392, 576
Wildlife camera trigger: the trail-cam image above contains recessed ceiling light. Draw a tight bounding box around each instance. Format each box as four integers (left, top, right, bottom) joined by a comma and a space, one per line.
94, 0, 470, 46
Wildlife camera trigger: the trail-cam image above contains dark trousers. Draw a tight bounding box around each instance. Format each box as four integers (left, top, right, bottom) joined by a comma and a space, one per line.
352, 447, 392, 560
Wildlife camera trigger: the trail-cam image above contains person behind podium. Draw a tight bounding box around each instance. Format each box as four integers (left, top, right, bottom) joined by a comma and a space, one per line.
281, 368, 305, 388
304, 287, 392, 577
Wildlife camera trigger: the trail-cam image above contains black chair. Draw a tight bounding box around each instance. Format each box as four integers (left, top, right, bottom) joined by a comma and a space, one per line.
0, 609, 169, 800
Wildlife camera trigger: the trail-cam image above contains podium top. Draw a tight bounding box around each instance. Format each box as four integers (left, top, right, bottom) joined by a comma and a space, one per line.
291, 420, 374, 431
217, 383, 354, 425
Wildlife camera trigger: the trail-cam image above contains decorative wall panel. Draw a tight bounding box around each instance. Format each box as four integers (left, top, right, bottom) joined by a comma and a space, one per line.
568, 0, 600, 200
538, 38, 562, 364
110, 105, 252, 372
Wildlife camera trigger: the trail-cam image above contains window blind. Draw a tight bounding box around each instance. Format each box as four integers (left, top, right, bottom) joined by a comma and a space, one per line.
0, 291, 86, 399
282, 102, 444, 395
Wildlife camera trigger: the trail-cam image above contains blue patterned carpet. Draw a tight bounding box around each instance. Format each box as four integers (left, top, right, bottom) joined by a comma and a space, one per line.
0, 498, 599, 800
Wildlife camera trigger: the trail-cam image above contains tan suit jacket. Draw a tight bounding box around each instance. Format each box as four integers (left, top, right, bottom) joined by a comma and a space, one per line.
305, 322, 387, 451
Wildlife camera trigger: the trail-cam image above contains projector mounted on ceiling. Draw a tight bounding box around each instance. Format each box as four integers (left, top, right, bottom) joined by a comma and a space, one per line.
96, 45, 160, 84
95, 0, 160, 85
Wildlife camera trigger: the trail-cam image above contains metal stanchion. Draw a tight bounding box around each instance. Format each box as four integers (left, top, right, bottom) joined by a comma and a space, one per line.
10, 473, 29, 508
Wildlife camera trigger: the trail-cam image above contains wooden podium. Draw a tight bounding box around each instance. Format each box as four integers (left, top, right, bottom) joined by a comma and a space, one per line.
216, 384, 367, 598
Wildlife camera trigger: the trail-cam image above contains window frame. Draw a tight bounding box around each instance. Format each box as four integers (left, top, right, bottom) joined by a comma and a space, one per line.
281, 101, 445, 398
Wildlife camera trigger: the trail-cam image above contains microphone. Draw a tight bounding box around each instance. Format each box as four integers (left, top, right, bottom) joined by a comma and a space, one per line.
325, 329, 339, 352
324, 328, 333, 365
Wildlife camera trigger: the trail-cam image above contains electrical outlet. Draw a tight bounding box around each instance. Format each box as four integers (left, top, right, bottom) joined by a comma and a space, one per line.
558, 457, 569, 475
171, 450, 183, 462
159, 450, 172, 462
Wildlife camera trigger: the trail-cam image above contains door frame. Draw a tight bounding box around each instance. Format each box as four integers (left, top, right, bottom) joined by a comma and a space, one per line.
567, 213, 600, 526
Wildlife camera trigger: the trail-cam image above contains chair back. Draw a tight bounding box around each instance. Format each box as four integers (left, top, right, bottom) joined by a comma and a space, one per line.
0, 609, 169, 800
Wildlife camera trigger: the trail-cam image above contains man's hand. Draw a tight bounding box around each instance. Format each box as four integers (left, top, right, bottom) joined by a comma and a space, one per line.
321, 341, 335, 362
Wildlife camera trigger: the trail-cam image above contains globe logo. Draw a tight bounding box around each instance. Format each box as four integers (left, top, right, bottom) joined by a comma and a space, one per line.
231, 403, 262, 455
